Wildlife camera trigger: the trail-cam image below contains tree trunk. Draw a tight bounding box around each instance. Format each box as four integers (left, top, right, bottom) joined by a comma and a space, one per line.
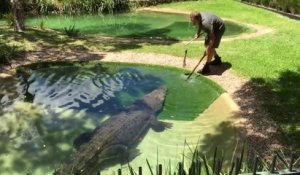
11, 0, 25, 32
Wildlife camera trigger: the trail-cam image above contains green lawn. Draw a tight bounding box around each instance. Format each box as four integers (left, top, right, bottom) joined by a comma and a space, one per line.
25, 11, 251, 40
139, 0, 300, 151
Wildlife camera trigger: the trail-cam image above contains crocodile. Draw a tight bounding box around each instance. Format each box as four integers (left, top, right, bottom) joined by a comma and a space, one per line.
54, 86, 170, 175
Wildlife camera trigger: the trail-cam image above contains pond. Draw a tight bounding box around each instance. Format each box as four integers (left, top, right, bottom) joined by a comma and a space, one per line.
26, 11, 253, 40
0, 62, 239, 175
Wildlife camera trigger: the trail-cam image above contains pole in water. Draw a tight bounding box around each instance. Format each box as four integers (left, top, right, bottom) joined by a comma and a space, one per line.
186, 51, 206, 80
183, 49, 187, 67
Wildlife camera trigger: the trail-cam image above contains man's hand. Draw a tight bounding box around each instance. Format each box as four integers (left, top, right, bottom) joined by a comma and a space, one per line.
194, 33, 200, 39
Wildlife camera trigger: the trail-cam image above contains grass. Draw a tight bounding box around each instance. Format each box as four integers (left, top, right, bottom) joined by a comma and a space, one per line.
25, 11, 252, 40
0, 0, 300, 152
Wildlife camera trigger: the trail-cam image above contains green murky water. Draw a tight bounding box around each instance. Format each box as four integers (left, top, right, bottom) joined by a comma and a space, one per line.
0, 62, 231, 175
25, 11, 252, 40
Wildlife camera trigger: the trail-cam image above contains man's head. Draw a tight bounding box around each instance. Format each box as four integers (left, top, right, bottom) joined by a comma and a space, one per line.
190, 12, 201, 26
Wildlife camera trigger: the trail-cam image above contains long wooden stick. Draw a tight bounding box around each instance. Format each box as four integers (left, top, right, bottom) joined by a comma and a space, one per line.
186, 51, 206, 80
182, 38, 195, 67
183, 33, 204, 67
183, 49, 188, 67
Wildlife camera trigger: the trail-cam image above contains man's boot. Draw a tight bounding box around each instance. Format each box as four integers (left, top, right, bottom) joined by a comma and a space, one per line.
210, 54, 222, 65
198, 63, 211, 75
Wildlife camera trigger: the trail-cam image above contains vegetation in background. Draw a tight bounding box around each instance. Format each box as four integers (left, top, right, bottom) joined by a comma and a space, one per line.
240, 0, 300, 14
3, 12, 14, 27
1, 0, 196, 15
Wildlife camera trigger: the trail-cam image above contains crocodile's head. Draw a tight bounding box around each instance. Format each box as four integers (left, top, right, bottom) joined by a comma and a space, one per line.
142, 86, 167, 112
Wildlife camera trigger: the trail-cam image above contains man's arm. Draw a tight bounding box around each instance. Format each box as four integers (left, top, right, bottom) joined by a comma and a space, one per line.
195, 27, 202, 39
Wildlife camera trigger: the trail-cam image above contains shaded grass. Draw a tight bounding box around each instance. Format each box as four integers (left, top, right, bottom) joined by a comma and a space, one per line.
239, 69, 300, 150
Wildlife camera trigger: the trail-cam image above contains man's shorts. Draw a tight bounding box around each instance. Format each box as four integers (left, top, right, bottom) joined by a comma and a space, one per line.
205, 24, 226, 48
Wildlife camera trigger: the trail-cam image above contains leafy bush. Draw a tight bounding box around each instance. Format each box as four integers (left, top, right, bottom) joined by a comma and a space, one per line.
241, 0, 300, 14
64, 25, 80, 37
27, 0, 131, 14
0, 42, 16, 65
39, 19, 46, 30
26, 0, 195, 15
3, 13, 14, 28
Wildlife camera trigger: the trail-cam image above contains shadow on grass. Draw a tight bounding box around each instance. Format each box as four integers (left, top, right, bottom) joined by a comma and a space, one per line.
234, 68, 300, 153
0, 25, 181, 68
196, 121, 241, 167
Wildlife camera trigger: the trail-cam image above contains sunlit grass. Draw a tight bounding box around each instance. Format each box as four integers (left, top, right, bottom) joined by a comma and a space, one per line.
25, 11, 252, 40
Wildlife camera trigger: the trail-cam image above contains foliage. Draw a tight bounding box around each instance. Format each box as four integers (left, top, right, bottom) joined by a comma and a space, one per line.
133, 0, 195, 6
124, 141, 299, 175
64, 24, 80, 37
0, 42, 16, 65
39, 19, 45, 30
25, 0, 195, 15
27, 0, 131, 14
240, 0, 300, 14
3, 12, 14, 28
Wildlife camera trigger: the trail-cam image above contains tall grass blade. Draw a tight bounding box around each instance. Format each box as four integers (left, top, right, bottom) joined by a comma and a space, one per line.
275, 151, 289, 168
202, 155, 210, 175
147, 159, 154, 175
252, 156, 259, 175
169, 160, 172, 175
289, 153, 295, 171
128, 164, 136, 175
229, 162, 235, 175
234, 157, 240, 175
212, 147, 217, 175
238, 143, 245, 173
270, 155, 277, 173
197, 160, 202, 175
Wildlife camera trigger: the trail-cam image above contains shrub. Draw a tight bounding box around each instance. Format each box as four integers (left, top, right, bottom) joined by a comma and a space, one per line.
0, 43, 16, 65
27, 0, 131, 14
64, 25, 80, 37
39, 19, 46, 30
241, 0, 300, 14
3, 13, 14, 28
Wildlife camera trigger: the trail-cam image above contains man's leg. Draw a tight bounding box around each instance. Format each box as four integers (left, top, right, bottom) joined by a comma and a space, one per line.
200, 46, 214, 74
211, 49, 222, 65
211, 25, 225, 65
